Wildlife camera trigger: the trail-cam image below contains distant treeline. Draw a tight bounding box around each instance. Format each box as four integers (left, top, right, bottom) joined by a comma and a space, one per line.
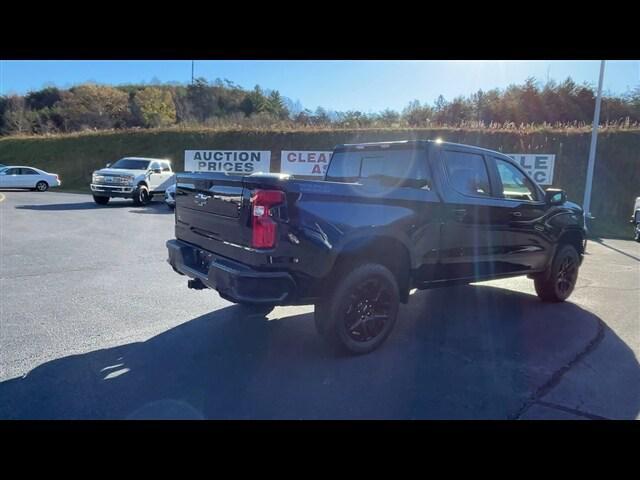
1, 76, 639, 136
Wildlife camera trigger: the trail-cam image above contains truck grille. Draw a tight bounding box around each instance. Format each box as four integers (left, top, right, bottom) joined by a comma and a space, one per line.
93, 175, 131, 185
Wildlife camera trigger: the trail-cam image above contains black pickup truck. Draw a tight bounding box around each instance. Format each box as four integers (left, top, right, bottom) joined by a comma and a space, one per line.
167, 140, 586, 354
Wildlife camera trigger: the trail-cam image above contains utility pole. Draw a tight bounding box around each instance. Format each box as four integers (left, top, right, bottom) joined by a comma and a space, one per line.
582, 60, 606, 219
191, 60, 195, 84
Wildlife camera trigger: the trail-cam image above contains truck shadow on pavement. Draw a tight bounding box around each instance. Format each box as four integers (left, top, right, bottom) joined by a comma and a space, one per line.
1, 285, 638, 420
15, 200, 171, 213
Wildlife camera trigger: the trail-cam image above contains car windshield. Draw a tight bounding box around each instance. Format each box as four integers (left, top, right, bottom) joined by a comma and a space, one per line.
110, 159, 150, 170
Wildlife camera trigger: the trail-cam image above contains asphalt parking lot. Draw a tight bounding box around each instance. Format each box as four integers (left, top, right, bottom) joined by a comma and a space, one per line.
0, 190, 638, 419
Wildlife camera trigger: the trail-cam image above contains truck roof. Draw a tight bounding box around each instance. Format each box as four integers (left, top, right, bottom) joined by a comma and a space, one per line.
335, 139, 512, 160
121, 156, 172, 162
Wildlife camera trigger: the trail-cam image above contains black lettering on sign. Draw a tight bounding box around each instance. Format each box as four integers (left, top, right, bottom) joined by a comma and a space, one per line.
208, 162, 217, 171
318, 153, 328, 163
534, 172, 545, 183
194, 152, 202, 161
519, 156, 532, 169
239, 152, 249, 161
287, 152, 296, 162
223, 162, 234, 171
245, 163, 254, 173
198, 161, 206, 169
202, 152, 212, 161
234, 163, 243, 172
214, 152, 224, 161
535, 156, 548, 169
251, 152, 261, 162
312, 164, 322, 174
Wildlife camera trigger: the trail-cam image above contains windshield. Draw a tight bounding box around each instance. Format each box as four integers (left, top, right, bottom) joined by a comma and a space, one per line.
110, 158, 150, 170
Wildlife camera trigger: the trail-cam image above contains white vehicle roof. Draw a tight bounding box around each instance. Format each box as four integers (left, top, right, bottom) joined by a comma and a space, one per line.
1, 166, 50, 173
120, 157, 171, 162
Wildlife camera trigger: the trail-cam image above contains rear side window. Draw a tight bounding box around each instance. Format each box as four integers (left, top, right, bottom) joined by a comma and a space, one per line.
22, 168, 38, 175
161, 162, 171, 172
326, 149, 430, 187
442, 150, 491, 197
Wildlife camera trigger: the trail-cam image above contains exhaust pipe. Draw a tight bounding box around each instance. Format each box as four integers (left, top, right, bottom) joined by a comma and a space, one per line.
187, 278, 207, 290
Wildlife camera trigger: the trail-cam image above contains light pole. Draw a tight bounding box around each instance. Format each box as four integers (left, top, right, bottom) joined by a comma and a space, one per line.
191, 60, 195, 84
582, 60, 606, 219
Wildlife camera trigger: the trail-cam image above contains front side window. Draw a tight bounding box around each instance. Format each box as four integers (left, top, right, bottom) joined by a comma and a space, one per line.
442, 150, 491, 197
161, 162, 171, 172
495, 158, 539, 201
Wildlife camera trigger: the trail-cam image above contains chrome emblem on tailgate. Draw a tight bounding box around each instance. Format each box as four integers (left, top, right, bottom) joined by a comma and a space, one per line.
194, 193, 211, 207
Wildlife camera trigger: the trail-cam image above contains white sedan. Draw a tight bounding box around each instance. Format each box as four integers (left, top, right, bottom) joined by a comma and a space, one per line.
0, 166, 61, 192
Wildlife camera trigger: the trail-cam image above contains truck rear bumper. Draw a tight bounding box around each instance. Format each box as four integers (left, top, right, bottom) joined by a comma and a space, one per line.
166, 239, 296, 305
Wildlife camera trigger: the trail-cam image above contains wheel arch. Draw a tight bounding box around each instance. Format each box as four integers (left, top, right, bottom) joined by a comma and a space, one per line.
558, 228, 586, 255
329, 235, 412, 303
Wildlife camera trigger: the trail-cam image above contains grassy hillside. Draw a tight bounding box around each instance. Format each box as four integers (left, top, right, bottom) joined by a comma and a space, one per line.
1, 127, 639, 238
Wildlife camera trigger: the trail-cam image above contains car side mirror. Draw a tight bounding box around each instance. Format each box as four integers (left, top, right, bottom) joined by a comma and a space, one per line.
545, 188, 566, 205
151, 168, 162, 174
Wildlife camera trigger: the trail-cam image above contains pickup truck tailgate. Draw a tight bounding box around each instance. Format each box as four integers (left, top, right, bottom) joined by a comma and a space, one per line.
175, 173, 249, 251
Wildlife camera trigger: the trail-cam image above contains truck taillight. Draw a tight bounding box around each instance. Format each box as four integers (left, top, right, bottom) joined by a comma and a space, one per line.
251, 189, 285, 249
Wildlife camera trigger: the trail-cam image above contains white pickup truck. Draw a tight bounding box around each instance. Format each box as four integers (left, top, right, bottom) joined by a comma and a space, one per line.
91, 157, 174, 205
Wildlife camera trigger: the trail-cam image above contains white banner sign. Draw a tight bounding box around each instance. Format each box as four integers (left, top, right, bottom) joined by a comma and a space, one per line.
184, 150, 271, 174
506, 154, 555, 185
280, 151, 333, 176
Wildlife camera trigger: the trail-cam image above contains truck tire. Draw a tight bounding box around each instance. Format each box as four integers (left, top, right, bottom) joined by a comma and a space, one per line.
93, 195, 110, 205
534, 244, 580, 302
315, 263, 399, 355
132, 185, 150, 206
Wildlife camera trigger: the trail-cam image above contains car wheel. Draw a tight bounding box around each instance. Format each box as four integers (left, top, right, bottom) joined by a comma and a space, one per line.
315, 263, 399, 355
534, 244, 580, 302
35, 181, 49, 192
635, 223, 640, 242
132, 185, 150, 206
93, 195, 110, 205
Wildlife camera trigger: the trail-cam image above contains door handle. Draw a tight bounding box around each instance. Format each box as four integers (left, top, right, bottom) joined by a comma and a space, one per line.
511, 211, 522, 218
454, 208, 467, 221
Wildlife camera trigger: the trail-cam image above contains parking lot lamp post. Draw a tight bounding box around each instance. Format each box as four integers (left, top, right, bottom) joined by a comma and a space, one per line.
582, 60, 606, 220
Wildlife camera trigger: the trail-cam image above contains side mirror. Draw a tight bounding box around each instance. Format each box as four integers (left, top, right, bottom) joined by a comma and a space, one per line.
545, 188, 566, 205
151, 168, 162, 174
106, 163, 111, 168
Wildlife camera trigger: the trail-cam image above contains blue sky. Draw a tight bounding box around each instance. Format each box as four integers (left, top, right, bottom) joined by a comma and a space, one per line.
1, 60, 638, 113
